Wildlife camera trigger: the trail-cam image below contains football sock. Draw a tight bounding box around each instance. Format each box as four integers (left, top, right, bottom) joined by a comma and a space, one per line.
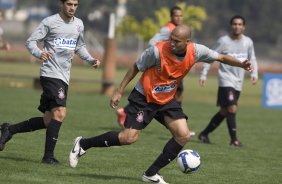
226, 112, 237, 141
201, 112, 225, 135
43, 119, 61, 159
80, 131, 120, 150
145, 138, 183, 176
8, 117, 46, 134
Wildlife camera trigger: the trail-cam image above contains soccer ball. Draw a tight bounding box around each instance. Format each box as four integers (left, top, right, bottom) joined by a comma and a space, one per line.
176, 149, 201, 173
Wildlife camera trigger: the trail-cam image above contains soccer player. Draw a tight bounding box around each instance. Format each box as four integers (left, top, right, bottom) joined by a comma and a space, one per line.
69, 25, 253, 183
198, 15, 258, 147
117, 6, 196, 136
0, 0, 100, 164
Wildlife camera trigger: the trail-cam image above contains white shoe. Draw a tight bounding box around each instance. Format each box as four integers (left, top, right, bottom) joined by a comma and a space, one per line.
190, 131, 196, 137
142, 173, 169, 184
69, 136, 86, 168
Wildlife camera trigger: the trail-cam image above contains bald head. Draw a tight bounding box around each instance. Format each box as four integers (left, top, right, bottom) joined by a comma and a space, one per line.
172, 25, 191, 41
170, 25, 192, 54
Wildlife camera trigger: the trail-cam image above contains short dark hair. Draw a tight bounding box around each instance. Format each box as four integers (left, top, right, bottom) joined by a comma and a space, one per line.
170, 6, 182, 17
230, 15, 246, 25
60, 0, 79, 3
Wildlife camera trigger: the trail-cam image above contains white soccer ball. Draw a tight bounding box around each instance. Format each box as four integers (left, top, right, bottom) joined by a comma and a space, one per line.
176, 149, 201, 173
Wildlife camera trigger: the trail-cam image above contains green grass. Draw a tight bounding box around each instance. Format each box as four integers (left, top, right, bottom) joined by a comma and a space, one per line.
0, 62, 282, 184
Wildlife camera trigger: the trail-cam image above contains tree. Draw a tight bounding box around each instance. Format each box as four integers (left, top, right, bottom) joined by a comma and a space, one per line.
116, 2, 207, 42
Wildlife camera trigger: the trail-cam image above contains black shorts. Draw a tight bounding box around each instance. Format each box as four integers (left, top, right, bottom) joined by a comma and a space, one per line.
176, 79, 184, 93
217, 87, 240, 107
38, 76, 68, 113
124, 88, 188, 130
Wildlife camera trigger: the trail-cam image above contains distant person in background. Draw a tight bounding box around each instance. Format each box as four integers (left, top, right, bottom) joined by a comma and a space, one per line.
69, 25, 253, 184
0, 11, 11, 51
116, 6, 196, 136
0, 0, 100, 164
198, 15, 258, 147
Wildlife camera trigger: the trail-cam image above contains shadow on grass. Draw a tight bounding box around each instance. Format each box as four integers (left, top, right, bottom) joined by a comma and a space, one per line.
62, 172, 140, 182
0, 155, 39, 163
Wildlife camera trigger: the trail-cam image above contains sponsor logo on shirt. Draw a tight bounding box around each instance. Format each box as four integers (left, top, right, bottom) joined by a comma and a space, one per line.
229, 53, 247, 62
54, 38, 77, 50
152, 81, 176, 94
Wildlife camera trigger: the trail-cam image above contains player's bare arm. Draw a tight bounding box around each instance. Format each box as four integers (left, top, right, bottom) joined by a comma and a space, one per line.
110, 64, 139, 109
217, 54, 253, 72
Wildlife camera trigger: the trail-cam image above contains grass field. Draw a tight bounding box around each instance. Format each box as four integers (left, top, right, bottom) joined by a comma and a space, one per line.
0, 62, 281, 184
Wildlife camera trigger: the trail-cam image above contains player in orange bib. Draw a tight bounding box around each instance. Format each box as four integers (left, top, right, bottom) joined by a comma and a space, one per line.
69, 25, 253, 184
117, 6, 196, 136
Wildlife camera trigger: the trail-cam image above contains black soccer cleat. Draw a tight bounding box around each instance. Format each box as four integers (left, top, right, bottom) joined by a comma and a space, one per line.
230, 140, 243, 147
0, 123, 13, 151
41, 157, 60, 165
198, 132, 211, 144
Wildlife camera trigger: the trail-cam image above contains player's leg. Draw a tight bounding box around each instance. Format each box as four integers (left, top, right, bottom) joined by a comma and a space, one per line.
0, 117, 46, 151
0, 78, 56, 151
70, 90, 148, 168
143, 117, 189, 184
198, 87, 227, 143
40, 77, 68, 164
69, 128, 141, 168
220, 88, 242, 146
42, 107, 65, 164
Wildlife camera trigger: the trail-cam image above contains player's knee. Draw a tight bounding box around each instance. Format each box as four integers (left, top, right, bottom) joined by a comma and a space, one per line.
119, 130, 139, 145
175, 132, 190, 145
52, 107, 67, 122
227, 105, 237, 113
123, 136, 138, 145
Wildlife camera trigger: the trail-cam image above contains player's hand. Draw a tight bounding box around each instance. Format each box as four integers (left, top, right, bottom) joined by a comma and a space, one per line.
92, 59, 100, 68
110, 90, 122, 109
199, 79, 206, 87
242, 60, 253, 72
251, 76, 258, 85
40, 51, 53, 61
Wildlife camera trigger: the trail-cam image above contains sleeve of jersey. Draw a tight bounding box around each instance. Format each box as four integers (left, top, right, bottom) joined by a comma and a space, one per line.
195, 43, 219, 80
135, 46, 159, 72
248, 40, 258, 78
25, 21, 49, 58
75, 25, 95, 65
148, 27, 170, 46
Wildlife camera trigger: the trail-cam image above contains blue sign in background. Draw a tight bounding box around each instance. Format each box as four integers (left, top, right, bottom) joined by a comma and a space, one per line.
262, 73, 282, 109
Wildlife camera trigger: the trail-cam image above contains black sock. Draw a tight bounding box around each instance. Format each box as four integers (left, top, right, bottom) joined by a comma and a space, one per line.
80, 131, 120, 150
44, 119, 61, 159
226, 112, 237, 141
145, 138, 183, 176
202, 112, 225, 135
8, 117, 46, 134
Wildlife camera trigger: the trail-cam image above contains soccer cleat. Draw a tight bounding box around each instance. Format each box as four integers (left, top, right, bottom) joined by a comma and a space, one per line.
69, 136, 86, 168
41, 157, 60, 165
230, 140, 243, 147
142, 173, 169, 184
198, 133, 211, 144
116, 107, 126, 128
0, 123, 13, 151
190, 131, 196, 137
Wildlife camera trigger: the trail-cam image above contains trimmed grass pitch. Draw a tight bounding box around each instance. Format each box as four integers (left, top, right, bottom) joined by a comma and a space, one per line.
0, 62, 281, 184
